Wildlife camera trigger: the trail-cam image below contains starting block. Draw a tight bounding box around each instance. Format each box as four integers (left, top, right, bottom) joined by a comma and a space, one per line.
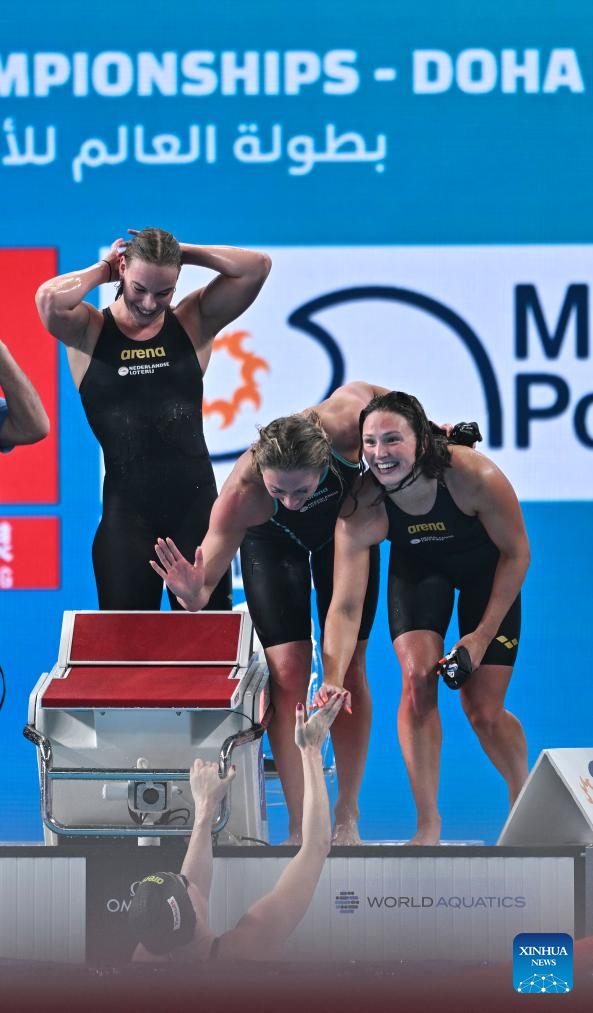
24, 611, 271, 844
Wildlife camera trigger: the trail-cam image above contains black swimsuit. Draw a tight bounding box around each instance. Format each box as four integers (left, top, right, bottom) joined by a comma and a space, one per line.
386, 482, 521, 665
241, 453, 380, 648
79, 307, 231, 610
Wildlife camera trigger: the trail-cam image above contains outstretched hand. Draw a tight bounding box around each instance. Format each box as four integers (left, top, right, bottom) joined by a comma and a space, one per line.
294, 695, 345, 752
149, 537, 205, 611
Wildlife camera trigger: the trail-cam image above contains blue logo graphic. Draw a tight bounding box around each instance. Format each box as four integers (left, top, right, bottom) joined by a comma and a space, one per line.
335, 890, 359, 914
289, 286, 503, 446
513, 933, 573, 993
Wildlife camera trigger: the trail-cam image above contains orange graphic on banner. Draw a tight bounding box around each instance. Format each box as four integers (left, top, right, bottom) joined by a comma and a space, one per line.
203, 330, 269, 428
0, 517, 60, 589
0, 248, 58, 504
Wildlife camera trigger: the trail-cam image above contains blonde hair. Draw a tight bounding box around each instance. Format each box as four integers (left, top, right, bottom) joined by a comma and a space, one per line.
251, 412, 333, 475
116, 227, 181, 299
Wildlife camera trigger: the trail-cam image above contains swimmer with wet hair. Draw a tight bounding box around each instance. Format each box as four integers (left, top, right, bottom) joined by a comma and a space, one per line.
318, 391, 530, 845
36, 226, 270, 610
150, 381, 391, 846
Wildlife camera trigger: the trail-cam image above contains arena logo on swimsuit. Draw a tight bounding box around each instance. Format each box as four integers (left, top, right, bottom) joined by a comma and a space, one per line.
120, 347, 166, 360
408, 522, 446, 534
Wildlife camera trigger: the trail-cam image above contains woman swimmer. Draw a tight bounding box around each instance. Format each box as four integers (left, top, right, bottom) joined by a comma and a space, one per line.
316, 391, 530, 845
150, 381, 389, 844
36, 227, 271, 609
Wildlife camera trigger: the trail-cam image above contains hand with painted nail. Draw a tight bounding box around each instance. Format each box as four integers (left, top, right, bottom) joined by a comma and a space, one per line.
294, 695, 345, 752
311, 680, 352, 714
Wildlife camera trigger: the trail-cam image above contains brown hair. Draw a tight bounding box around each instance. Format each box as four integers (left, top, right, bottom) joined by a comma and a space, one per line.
116, 227, 182, 298
251, 412, 333, 476
345, 391, 451, 516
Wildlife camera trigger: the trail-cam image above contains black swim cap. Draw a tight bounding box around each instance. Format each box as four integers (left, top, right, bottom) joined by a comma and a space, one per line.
128, 872, 197, 954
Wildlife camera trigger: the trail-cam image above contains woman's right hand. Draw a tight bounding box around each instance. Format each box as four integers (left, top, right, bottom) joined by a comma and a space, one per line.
150, 537, 206, 611
190, 758, 236, 814
102, 237, 127, 281
312, 680, 351, 714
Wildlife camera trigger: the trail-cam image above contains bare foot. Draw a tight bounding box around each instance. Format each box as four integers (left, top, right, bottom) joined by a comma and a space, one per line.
332, 819, 361, 845
279, 830, 303, 846
407, 818, 441, 845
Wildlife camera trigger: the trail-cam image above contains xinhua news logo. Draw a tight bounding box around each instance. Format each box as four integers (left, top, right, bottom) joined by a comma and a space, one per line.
513, 933, 573, 993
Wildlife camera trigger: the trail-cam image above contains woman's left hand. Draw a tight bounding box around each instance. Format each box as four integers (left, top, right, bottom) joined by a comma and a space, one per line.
453, 630, 492, 671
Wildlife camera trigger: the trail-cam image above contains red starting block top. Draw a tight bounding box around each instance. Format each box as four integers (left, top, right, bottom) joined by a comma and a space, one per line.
41, 666, 238, 708
67, 612, 243, 664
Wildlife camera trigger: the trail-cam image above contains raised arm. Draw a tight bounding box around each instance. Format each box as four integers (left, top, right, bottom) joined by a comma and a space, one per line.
35, 238, 121, 349
448, 449, 531, 668
174, 243, 271, 348
181, 760, 236, 903
217, 697, 345, 960
0, 340, 50, 447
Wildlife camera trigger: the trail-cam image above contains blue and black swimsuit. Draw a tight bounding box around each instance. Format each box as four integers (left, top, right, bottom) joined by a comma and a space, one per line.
241, 451, 379, 648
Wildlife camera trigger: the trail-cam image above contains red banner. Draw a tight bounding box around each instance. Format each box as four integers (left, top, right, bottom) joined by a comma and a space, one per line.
0, 248, 59, 504
0, 516, 60, 590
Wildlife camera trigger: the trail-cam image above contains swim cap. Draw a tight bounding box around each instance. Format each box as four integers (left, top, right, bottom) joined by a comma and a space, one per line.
128, 871, 197, 954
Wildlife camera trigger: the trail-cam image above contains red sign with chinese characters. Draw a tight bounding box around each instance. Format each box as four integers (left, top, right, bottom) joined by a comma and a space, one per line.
0, 517, 60, 589
0, 248, 59, 504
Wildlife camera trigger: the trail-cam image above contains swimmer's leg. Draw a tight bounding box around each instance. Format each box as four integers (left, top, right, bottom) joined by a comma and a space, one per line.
393, 629, 444, 845
313, 543, 378, 844
92, 502, 163, 610
241, 536, 313, 843
457, 588, 527, 806
460, 664, 528, 806
388, 555, 453, 844
264, 639, 312, 844
329, 640, 372, 845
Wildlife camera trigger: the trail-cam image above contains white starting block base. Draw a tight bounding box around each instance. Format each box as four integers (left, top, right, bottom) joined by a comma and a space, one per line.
498, 748, 593, 846
0, 844, 588, 966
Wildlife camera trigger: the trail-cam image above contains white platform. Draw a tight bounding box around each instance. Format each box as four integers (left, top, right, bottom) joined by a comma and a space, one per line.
0, 844, 587, 965
498, 748, 593, 846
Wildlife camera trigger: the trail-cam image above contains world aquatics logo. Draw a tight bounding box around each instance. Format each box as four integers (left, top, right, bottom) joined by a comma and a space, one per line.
335, 890, 359, 914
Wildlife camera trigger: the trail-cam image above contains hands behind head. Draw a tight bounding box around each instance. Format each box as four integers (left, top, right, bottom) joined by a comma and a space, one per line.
294, 694, 346, 752
103, 231, 140, 279
190, 758, 236, 813
103, 237, 127, 280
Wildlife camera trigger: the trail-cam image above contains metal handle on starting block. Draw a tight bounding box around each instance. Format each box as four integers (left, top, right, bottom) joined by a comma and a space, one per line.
213, 702, 274, 834
23, 705, 273, 838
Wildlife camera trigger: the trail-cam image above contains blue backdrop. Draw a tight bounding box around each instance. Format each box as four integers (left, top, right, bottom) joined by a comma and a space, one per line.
1, 0, 592, 843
